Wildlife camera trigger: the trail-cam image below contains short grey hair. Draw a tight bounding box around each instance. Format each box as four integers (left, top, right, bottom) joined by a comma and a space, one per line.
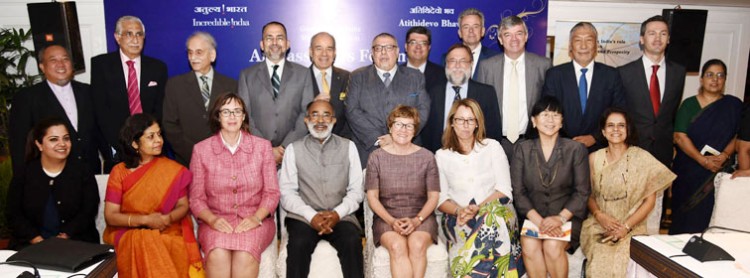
569, 22, 597, 40
499, 15, 527, 34
309, 32, 336, 49
186, 31, 217, 50
458, 8, 485, 27
115, 15, 145, 35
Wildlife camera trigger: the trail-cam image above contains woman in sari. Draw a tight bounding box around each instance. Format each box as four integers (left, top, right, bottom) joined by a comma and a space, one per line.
580, 108, 676, 277
436, 99, 523, 278
103, 113, 203, 278
669, 59, 743, 234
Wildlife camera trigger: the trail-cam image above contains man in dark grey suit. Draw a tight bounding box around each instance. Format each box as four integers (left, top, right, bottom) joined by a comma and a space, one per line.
477, 15, 552, 159
238, 21, 314, 165
345, 33, 430, 166
163, 31, 237, 167
619, 15, 685, 234
456, 8, 498, 79
619, 15, 685, 167
308, 32, 352, 139
91, 15, 167, 171
422, 44, 502, 152
403, 27, 446, 91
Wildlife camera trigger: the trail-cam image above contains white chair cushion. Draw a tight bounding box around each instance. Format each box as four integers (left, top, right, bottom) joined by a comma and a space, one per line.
709, 173, 750, 231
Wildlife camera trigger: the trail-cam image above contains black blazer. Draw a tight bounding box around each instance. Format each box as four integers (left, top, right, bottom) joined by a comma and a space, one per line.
6, 160, 100, 250
401, 61, 447, 95
543, 62, 626, 151
162, 70, 238, 166
619, 58, 685, 166
421, 79, 502, 152
8, 81, 101, 174
90, 52, 168, 162
310, 66, 352, 139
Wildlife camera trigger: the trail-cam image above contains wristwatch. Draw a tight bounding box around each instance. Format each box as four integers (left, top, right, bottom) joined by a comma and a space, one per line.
418, 215, 424, 223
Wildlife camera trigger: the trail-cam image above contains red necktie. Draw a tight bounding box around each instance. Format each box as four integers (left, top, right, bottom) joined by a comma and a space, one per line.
126, 60, 143, 115
649, 65, 660, 115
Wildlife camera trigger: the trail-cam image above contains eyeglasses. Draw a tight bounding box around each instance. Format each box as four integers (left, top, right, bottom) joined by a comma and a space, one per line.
446, 59, 471, 66
407, 40, 429, 46
453, 117, 477, 126
538, 112, 562, 120
703, 72, 726, 79
120, 31, 144, 39
372, 45, 397, 53
392, 121, 416, 130
220, 108, 244, 117
307, 112, 333, 121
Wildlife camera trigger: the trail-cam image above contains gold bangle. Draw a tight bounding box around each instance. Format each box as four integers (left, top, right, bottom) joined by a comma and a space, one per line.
127, 215, 132, 227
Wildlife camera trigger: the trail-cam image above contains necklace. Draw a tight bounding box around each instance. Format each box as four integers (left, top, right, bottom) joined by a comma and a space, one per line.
534, 149, 558, 187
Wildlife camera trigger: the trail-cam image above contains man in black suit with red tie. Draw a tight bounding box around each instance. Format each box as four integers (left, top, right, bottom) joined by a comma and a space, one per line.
421, 44, 501, 152
619, 15, 685, 234
91, 15, 167, 170
9, 45, 101, 174
308, 32, 352, 138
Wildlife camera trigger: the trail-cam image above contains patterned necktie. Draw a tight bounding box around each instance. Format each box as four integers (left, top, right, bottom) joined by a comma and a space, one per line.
126, 60, 142, 115
507, 60, 520, 143
650, 65, 661, 115
579, 68, 588, 114
383, 72, 391, 88
200, 75, 210, 109
272, 65, 280, 100
452, 86, 461, 102
321, 71, 330, 98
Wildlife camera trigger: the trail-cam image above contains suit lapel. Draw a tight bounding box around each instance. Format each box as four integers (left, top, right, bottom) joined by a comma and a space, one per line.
256, 63, 274, 98
435, 82, 448, 129
331, 68, 345, 97
661, 62, 681, 119
187, 73, 207, 110
564, 63, 583, 117
309, 67, 321, 96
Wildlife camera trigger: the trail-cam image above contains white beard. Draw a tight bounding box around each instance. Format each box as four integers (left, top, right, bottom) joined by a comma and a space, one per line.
307, 122, 333, 140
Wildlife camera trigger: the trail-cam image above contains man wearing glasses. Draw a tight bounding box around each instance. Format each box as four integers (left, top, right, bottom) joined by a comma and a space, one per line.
345, 33, 430, 167
476, 15, 552, 160
91, 15, 168, 172
238, 21, 314, 166
279, 100, 364, 278
421, 44, 501, 152
403, 27, 446, 92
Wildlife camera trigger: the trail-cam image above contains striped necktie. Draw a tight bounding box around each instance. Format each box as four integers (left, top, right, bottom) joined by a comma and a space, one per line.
272, 65, 280, 100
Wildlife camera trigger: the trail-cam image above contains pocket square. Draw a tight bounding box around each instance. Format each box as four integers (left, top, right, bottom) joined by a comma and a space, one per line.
408, 92, 420, 97
148, 81, 158, 87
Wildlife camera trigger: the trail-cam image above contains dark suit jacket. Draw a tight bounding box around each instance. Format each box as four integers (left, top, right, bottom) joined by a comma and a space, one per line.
162, 70, 238, 166
619, 58, 685, 166
6, 160, 100, 250
90, 52, 168, 162
401, 61, 447, 95
543, 62, 626, 151
310, 66, 352, 139
421, 79, 502, 152
345, 65, 430, 166
9, 81, 101, 174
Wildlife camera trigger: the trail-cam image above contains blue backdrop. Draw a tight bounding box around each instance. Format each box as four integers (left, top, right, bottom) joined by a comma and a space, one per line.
104, 0, 548, 79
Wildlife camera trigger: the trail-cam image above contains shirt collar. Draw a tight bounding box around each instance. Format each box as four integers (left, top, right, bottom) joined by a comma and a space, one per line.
119, 49, 141, 64
194, 67, 214, 80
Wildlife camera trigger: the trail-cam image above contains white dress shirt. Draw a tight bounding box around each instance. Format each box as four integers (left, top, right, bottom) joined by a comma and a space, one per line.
435, 139, 513, 207
642, 56, 666, 101
376, 65, 398, 83
573, 60, 594, 96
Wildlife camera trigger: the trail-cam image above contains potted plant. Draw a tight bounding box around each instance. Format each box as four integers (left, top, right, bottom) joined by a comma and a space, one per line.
0, 27, 41, 246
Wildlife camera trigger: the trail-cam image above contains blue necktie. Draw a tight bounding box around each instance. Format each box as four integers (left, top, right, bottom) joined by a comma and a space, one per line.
579, 68, 588, 114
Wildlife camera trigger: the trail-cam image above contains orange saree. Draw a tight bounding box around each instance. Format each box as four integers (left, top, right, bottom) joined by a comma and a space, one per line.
103, 157, 203, 278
